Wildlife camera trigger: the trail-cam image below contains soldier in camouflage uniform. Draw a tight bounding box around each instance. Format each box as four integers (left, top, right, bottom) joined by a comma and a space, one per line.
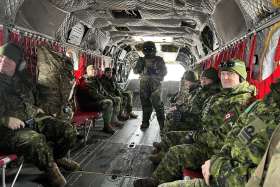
158, 78, 280, 187
150, 68, 221, 164
134, 59, 256, 187
36, 46, 75, 121
77, 64, 116, 134
163, 69, 219, 134
0, 43, 78, 187
169, 70, 198, 107
133, 41, 167, 129
100, 67, 138, 120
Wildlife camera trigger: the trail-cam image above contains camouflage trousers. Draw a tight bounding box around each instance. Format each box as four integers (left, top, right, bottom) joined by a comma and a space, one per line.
0, 116, 76, 171
140, 78, 165, 128
121, 91, 133, 113
153, 143, 213, 184
160, 131, 190, 152
99, 99, 113, 126
158, 178, 208, 187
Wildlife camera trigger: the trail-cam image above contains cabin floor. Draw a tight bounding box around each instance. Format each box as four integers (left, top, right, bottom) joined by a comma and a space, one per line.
3, 111, 161, 187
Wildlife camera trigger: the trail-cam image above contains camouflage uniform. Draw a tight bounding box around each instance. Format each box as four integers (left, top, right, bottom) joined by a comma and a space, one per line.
0, 72, 77, 171
163, 83, 220, 134
134, 42, 167, 128
161, 83, 221, 151
80, 76, 114, 127
36, 46, 74, 121
152, 81, 255, 184
100, 73, 134, 115
159, 93, 280, 187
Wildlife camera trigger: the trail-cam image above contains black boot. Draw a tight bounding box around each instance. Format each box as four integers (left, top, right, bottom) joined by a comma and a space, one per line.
133, 177, 159, 187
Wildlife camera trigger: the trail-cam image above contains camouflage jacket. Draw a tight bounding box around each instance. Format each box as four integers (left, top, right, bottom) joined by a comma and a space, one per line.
209, 98, 280, 186
175, 83, 200, 106
36, 46, 74, 119
196, 81, 256, 151
84, 76, 108, 101
99, 75, 121, 96
181, 83, 221, 115
133, 56, 167, 81
0, 72, 39, 128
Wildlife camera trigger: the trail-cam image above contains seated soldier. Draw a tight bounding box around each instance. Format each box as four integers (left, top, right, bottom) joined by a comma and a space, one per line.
163, 69, 219, 134
0, 43, 79, 187
150, 68, 221, 164
134, 59, 256, 187
158, 78, 280, 187
77, 64, 119, 134
100, 67, 138, 120
169, 70, 199, 108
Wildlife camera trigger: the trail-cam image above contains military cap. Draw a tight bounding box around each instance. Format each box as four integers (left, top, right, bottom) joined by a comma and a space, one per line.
201, 68, 219, 83
182, 70, 197, 82
219, 59, 247, 80
0, 42, 23, 66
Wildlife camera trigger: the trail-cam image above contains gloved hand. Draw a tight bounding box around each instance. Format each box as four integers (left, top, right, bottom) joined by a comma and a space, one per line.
185, 131, 194, 144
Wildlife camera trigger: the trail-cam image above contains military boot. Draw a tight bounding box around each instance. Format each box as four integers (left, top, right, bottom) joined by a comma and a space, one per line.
56, 158, 80, 171
148, 152, 163, 165
133, 177, 159, 187
140, 122, 149, 129
129, 112, 138, 119
46, 163, 67, 187
112, 120, 124, 128
103, 124, 115, 134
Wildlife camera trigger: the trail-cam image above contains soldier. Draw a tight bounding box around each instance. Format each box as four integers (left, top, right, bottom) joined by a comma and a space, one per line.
158, 78, 280, 187
169, 70, 198, 107
133, 41, 167, 129
134, 59, 256, 187
150, 68, 221, 164
77, 64, 117, 134
162, 69, 219, 134
0, 43, 79, 187
100, 67, 138, 120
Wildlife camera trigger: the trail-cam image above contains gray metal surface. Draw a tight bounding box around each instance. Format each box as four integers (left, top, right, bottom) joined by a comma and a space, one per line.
3, 111, 160, 187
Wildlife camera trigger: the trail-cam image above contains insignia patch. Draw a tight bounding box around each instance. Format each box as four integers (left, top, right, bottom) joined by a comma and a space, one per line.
224, 111, 235, 123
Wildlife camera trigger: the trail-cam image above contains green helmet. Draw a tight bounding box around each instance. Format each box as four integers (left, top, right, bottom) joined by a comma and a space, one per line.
219, 59, 247, 80
182, 70, 197, 82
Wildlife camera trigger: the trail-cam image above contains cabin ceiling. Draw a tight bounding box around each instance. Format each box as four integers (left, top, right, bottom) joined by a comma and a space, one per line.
0, 0, 278, 59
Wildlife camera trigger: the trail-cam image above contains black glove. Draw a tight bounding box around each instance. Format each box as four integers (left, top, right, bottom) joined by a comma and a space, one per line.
185, 131, 194, 144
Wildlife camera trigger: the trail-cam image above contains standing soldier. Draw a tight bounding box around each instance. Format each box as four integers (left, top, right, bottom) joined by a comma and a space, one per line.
0, 43, 79, 187
133, 41, 167, 129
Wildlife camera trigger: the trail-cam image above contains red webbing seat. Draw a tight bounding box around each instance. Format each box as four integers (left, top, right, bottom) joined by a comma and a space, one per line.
0, 153, 23, 187
182, 168, 203, 180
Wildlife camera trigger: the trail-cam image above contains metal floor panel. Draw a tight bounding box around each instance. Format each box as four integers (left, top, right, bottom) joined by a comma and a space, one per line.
3, 110, 160, 187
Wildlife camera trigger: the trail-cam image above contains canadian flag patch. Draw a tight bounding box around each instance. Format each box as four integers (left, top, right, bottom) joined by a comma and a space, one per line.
224, 111, 235, 122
